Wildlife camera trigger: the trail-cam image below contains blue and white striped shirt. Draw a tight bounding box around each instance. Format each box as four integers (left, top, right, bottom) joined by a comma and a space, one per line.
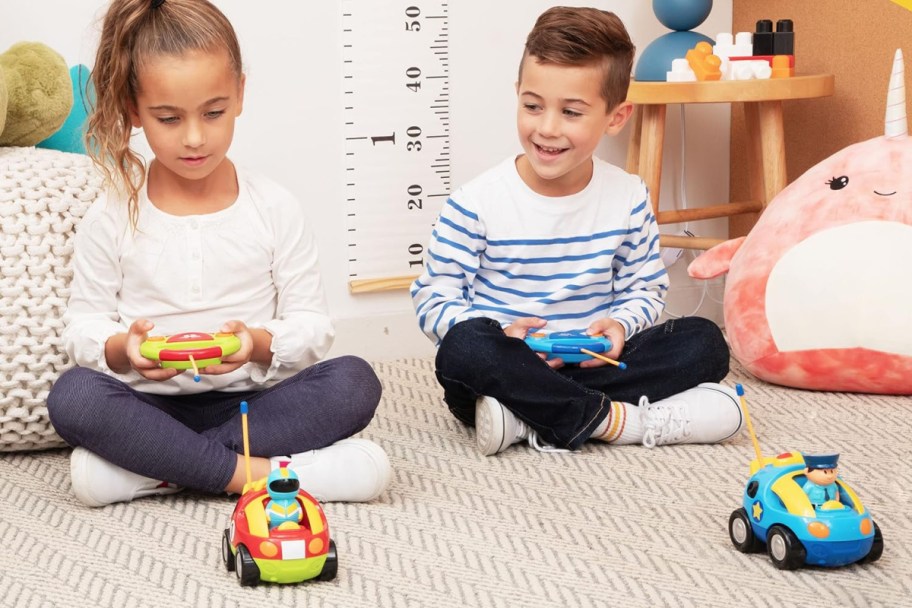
411, 156, 668, 345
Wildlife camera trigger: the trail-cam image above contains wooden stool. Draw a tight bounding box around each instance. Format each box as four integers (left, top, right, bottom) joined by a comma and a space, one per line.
626, 74, 835, 249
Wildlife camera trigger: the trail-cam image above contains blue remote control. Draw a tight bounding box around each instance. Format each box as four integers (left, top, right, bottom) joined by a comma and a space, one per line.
524, 330, 616, 365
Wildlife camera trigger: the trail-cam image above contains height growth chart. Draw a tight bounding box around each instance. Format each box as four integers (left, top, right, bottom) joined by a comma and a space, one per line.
342, 1, 451, 292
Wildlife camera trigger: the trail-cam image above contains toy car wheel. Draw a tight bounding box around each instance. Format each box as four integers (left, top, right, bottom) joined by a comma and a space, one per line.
729, 508, 763, 553
766, 525, 806, 570
317, 539, 338, 581
235, 544, 260, 587
221, 529, 236, 572
859, 522, 884, 564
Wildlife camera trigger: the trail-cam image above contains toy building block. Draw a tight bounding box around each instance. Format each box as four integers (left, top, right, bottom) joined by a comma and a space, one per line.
728, 59, 772, 81
713, 32, 768, 80
753, 20, 774, 55
686, 41, 722, 81
732, 54, 795, 68
773, 19, 794, 56
666, 58, 697, 82
714, 32, 753, 61
771, 55, 793, 78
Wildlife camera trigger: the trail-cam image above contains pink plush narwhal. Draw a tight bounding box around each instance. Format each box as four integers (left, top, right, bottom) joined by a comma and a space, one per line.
689, 49, 912, 395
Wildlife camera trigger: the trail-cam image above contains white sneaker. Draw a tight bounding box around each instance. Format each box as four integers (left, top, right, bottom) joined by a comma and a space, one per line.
641, 383, 745, 448
70, 447, 182, 507
276, 438, 391, 503
475, 395, 532, 456
474, 395, 566, 456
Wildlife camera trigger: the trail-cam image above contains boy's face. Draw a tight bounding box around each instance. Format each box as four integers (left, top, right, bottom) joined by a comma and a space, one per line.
131, 49, 245, 188
515, 56, 631, 197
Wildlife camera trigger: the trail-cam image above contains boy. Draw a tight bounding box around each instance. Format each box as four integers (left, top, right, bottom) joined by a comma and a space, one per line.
411, 7, 743, 455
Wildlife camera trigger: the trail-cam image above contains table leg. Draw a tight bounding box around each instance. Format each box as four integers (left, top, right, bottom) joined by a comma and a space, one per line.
757, 99, 787, 201
635, 104, 666, 216
738, 100, 786, 237
626, 105, 643, 176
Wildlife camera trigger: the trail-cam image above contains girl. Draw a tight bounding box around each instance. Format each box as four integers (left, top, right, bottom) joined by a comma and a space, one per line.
47, 0, 391, 507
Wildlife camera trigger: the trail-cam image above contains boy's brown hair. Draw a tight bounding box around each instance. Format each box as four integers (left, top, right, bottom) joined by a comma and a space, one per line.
519, 6, 635, 111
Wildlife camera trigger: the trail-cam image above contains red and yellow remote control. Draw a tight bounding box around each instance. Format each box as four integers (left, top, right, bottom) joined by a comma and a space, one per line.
140, 331, 241, 369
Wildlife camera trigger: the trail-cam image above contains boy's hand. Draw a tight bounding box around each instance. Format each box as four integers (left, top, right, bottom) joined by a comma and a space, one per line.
199, 320, 254, 375
125, 319, 182, 381
503, 316, 546, 340
505, 317, 564, 369
581, 318, 626, 369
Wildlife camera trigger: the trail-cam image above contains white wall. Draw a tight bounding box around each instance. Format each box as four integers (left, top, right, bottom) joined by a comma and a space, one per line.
2, 0, 732, 361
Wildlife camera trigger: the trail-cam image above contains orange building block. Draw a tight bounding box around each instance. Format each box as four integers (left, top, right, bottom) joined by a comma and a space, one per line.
771, 55, 794, 78
685, 41, 722, 81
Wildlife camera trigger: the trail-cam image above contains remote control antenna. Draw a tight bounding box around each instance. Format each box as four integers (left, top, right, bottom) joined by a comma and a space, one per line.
188, 354, 200, 382
579, 348, 627, 369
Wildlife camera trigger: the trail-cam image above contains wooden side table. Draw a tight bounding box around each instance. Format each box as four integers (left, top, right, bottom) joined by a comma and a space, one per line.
625, 74, 835, 249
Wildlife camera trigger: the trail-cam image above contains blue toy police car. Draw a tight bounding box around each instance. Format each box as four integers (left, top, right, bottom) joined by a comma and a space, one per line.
728, 451, 883, 569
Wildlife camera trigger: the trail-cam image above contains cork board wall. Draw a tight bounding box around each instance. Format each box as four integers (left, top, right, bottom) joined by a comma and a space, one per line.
730, 0, 912, 234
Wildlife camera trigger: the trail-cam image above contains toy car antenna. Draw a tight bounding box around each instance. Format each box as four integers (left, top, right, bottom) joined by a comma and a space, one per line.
240, 400, 253, 488
736, 384, 764, 462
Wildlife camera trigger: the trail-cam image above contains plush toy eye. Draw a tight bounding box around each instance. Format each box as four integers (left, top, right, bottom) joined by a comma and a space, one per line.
827, 176, 849, 190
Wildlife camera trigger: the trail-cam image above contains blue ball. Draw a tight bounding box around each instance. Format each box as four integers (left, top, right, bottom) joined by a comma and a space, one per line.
653, 0, 713, 32
37, 65, 93, 154
634, 30, 714, 81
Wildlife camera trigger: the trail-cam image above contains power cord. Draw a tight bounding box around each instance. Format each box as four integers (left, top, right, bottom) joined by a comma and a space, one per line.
662, 104, 714, 319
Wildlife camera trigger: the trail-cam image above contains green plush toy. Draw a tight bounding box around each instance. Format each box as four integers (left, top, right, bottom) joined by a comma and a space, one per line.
0, 41, 73, 147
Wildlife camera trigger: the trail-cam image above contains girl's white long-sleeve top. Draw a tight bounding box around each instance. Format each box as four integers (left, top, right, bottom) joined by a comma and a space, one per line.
63, 167, 334, 394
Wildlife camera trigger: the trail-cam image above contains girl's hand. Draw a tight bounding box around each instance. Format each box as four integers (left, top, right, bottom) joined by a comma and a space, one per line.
505, 317, 564, 369
125, 319, 182, 381
199, 320, 254, 375
580, 318, 626, 369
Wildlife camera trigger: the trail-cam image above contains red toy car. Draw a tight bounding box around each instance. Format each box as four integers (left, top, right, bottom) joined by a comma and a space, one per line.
221, 477, 337, 586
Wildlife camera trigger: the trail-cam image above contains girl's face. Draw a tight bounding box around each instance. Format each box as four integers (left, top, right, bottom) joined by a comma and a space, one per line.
131, 49, 244, 190
514, 56, 631, 197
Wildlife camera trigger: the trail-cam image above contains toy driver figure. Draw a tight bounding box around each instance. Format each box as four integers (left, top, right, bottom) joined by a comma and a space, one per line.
265, 464, 304, 529
802, 453, 841, 507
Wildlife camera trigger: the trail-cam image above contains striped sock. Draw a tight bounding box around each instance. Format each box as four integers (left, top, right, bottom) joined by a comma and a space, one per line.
591, 401, 645, 445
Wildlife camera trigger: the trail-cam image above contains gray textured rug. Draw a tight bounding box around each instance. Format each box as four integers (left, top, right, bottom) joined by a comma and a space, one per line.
1, 358, 910, 608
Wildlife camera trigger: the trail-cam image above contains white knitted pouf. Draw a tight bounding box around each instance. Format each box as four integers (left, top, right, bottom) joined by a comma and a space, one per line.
0, 147, 103, 451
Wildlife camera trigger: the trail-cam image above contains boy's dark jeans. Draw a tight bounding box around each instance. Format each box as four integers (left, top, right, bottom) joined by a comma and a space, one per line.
434, 316, 730, 450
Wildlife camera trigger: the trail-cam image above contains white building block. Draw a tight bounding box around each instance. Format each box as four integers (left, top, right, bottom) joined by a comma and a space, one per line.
713, 31, 753, 61
666, 58, 696, 82
726, 59, 773, 80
